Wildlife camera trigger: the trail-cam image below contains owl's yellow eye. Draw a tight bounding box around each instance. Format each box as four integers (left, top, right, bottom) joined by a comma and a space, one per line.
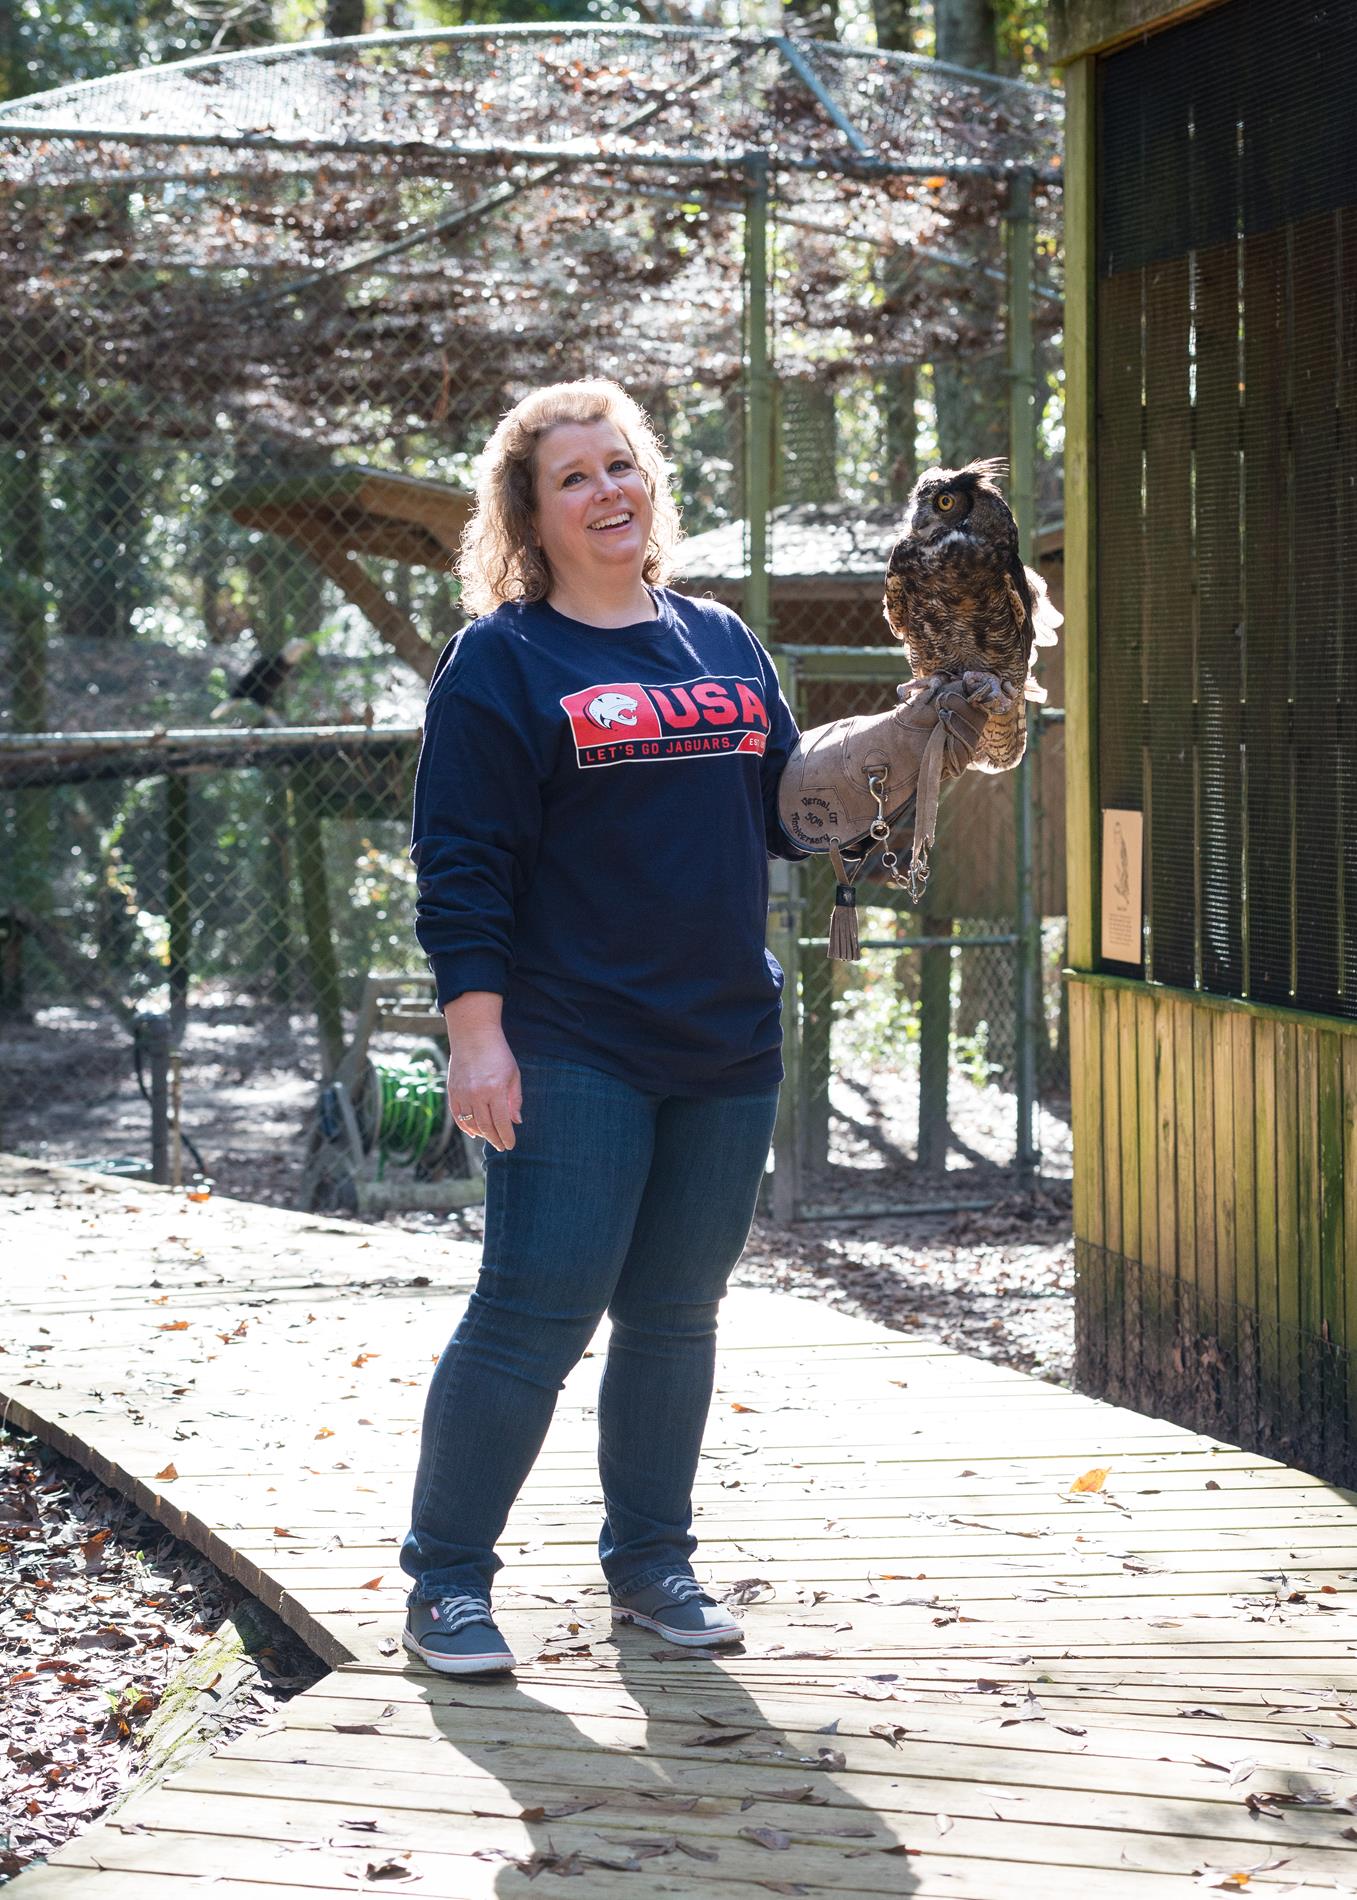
936, 492, 956, 513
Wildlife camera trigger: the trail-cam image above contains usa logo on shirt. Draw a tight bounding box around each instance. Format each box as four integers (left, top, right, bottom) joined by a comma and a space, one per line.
560, 675, 770, 769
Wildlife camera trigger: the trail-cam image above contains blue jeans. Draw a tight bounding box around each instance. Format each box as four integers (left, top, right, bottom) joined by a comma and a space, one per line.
400, 1055, 779, 1605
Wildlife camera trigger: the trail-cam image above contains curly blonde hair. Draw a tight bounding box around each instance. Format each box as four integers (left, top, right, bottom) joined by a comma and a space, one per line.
457, 379, 683, 617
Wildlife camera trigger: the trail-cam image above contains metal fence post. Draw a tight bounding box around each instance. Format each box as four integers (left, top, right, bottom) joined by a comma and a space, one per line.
1008, 166, 1041, 1181
166, 772, 190, 1046
768, 649, 802, 1222
139, 1010, 172, 1185
743, 151, 772, 649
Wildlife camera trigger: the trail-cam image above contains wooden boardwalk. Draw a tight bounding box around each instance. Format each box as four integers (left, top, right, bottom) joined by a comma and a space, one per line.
4, 1152, 1357, 1898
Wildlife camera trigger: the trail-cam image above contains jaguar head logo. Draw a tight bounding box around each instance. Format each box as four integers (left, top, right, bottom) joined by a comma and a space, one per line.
585, 691, 639, 730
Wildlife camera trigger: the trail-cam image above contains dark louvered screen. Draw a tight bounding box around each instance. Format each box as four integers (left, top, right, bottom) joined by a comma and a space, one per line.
1095, 0, 1357, 1012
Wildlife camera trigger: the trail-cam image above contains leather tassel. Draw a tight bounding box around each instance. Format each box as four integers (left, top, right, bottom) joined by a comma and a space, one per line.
827, 883, 861, 961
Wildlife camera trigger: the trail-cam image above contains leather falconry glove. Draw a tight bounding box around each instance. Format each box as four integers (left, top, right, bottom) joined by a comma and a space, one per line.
777, 674, 996, 960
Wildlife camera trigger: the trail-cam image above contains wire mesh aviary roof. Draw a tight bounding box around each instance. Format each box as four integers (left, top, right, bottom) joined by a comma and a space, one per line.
0, 28, 1061, 453
0, 27, 1060, 181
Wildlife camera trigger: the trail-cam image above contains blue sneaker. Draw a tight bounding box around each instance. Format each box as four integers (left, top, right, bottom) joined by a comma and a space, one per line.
402, 1594, 515, 1676
611, 1574, 743, 1648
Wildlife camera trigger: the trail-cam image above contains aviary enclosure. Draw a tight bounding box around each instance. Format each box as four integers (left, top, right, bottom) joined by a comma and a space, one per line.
1059, 0, 1357, 1482
0, 25, 1062, 1219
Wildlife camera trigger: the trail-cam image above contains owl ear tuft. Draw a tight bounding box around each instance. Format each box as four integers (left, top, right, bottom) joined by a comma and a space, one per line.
962, 457, 1010, 485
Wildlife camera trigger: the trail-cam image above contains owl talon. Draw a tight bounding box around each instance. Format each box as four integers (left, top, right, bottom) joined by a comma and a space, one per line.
962, 670, 1015, 715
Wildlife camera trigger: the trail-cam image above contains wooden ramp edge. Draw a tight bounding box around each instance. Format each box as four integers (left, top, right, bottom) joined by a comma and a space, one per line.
5, 1152, 1357, 1898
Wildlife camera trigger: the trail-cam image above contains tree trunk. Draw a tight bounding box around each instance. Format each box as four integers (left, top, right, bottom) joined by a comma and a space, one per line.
930, 0, 1007, 467
325, 0, 367, 35
933, 0, 996, 70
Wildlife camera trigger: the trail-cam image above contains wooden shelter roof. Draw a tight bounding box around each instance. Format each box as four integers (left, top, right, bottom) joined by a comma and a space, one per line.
217, 467, 472, 570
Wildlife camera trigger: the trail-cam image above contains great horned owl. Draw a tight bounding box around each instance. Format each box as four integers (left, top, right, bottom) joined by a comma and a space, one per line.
883, 459, 1061, 773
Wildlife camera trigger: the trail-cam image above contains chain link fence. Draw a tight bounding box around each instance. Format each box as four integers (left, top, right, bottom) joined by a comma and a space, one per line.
0, 730, 465, 1213
0, 26, 1064, 1220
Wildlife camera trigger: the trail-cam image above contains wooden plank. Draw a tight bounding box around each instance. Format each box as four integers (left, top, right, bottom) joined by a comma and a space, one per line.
1136, 988, 1157, 1272
1274, 1016, 1303, 1448
1296, 1024, 1323, 1460
184, 1718, 1357, 1797
1068, 979, 1091, 1240
1252, 1015, 1281, 1456
1072, 978, 1106, 1250
1171, 997, 1195, 1292
1101, 978, 1123, 1261
1118, 985, 1141, 1278
1345, 1036, 1357, 1455
1153, 992, 1176, 1281
1211, 1006, 1236, 1354
1068, 969, 1357, 1041
1317, 1029, 1346, 1463
1062, 55, 1100, 971
1229, 1009, 1257, 1443
1190, 1003, 1216, 1309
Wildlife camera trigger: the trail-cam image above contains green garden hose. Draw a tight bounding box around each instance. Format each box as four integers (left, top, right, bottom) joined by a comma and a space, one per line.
356, 1050, 451, 1177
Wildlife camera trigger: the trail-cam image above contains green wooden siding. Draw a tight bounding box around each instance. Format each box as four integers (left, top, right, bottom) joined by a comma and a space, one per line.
1070, 972, 1357, 1479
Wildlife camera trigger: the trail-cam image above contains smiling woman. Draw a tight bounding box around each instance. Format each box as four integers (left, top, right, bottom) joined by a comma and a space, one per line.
399, 378, 808, 1676
457, 380, 682, 622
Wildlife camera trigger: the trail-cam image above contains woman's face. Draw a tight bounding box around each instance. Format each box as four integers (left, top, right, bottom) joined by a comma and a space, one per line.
531, 418, 654, 591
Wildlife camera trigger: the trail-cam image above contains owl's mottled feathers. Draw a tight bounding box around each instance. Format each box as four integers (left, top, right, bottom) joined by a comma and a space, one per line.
882, 458, 1060, 773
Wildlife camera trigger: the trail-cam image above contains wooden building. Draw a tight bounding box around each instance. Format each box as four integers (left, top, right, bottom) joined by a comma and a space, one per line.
1056, 0, 1357, 1480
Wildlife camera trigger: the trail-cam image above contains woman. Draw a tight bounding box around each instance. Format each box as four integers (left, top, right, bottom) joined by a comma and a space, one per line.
400, 379, 805, 1676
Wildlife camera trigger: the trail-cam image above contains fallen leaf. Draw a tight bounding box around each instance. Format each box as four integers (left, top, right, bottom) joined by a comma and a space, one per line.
153, 1463, 178, 1483
1069, 1467, 1110, 1494
681, 1728, 757, 1748
740, 1826, 792, 1850
315, 1428, 335, 1440
347, 1857, 419, 1882
359, 1576, 383, 1591
156, 1321, 189, 1332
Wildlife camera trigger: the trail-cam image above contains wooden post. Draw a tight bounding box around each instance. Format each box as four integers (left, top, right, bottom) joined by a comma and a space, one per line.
1064, 57, 1099, 973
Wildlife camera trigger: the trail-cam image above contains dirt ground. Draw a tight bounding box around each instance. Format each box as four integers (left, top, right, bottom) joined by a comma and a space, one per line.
0, 1430, 325, 1885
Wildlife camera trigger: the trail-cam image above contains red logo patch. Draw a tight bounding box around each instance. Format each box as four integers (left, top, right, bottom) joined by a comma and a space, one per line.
560, 676, 769, 768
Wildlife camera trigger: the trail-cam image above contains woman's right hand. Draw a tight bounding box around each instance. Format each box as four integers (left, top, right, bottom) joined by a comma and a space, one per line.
443, 992, 522, 1152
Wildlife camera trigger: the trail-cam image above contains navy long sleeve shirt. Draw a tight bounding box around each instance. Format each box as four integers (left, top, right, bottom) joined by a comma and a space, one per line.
410, 587, 805, 1097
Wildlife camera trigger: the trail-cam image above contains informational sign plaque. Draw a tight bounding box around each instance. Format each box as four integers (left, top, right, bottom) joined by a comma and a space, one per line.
1101, 809, 1143, 966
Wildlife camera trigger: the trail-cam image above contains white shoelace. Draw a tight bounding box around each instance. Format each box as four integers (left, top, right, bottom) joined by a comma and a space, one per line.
660, 1575, 709, 1604
428, 1593, 496, 1635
